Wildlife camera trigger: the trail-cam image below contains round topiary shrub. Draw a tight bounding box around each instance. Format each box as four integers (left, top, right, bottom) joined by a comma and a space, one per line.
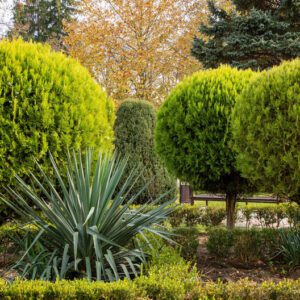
231, 59, 300, 201
114, 99, 175, 204
0, 39, 114, 188
155, 66, 255, 227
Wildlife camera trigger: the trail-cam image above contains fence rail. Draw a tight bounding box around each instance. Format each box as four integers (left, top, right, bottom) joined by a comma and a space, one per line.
180, 184, 281, 205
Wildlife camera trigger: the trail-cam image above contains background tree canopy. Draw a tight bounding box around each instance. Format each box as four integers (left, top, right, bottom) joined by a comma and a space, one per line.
192, 0, 300, 70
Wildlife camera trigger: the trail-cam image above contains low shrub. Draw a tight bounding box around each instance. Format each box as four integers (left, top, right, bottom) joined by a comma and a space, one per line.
171, 227, 200, 263
2, 276, 300, 299
206, 228, 235, 258
207, 228, 284, 263
240, 203, 300, 228
169, 205, 226, 227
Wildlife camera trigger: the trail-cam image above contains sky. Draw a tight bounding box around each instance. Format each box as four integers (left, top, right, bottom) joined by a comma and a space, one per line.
0, 0, 14, 37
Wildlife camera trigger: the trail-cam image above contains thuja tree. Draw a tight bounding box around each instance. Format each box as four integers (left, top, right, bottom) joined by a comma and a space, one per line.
155, 66, 255, 228
232, 59, 300, 202
114, 100, 175, 204
192, 0, 300, 70
0, 39, 114, 214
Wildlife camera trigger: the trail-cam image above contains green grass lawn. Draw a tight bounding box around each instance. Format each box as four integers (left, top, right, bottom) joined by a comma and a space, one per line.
190, 200, 278, 209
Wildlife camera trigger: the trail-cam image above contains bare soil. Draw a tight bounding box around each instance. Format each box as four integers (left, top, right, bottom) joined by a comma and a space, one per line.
197, 234, 300, 283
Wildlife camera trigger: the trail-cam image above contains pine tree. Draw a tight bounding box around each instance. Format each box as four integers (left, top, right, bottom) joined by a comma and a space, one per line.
192, 0, 300, 70
10, 0, 76, 50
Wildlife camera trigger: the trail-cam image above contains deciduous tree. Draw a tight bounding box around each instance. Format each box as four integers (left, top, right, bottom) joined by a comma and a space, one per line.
65, 0, 209, 104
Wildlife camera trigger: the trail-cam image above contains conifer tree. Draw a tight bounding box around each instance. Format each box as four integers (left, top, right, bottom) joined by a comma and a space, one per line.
192, 0, 300, 70
10, 0, 76, 50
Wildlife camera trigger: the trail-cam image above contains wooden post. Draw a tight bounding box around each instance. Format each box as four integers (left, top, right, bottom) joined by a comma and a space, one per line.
180, 183, 194, 205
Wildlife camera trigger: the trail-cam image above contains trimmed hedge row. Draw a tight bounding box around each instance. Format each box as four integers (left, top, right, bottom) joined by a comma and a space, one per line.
207, 227, 300, 265
169, 202, 300, 229
2, 277, 300, 299
241, 203, 300, 228
169, 205, 226, 227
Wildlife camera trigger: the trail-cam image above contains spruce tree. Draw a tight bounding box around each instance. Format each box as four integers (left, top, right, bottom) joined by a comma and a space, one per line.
10, 0, 76, 50
192, 0, 300, 70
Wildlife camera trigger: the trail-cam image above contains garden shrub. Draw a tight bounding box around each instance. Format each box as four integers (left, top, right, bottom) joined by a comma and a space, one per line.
231, 58, 300, 201
155, 66, 256, 228
207, 227, 293, 264
171, 227, 200, 263
240, 203, 300, 228
206, 227, 235, 258
202, 207, 227, 227
0, 39, 114, 215
114, 99, 175, 203
168, 204, 226, 227
285, 203, 300, 227
2, 277, 300, 299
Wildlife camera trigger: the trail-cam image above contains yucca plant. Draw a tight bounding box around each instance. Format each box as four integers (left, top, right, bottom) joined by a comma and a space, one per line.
280, 230, 300, 267
1, 150, 175, 281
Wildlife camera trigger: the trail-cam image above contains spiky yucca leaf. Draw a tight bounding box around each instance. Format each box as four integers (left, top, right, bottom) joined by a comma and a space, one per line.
1, 150, 175, 281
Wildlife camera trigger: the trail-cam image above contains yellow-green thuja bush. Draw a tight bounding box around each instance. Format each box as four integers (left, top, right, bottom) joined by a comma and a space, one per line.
155, 66, 256, 228
0, 39, 114, 197
232, 59, 300, 202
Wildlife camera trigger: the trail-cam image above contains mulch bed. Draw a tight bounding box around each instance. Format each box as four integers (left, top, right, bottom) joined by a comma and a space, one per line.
197, 234, 300, 283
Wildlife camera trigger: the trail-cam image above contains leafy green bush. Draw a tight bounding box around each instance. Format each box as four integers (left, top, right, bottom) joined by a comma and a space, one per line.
168, 205, 226, 227
170, 227, 200, 263
285, 203, 300, 227
114, 100, 175, 204
155, 66, 256, 228
0, 39, 114, 216
202, 207, 227, 227
232, 58, 300, 201
206, 227, 235, 258
2, 275, 300, 299
1, 149, 175, 281
240, 203, 300, 228
207, 228, 291, 264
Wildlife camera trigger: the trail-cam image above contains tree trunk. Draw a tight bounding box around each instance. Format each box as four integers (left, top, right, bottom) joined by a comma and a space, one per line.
226, 193, 237, 229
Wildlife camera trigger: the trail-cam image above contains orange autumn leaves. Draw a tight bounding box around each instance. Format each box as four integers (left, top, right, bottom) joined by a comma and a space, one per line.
65, 0, 232, 105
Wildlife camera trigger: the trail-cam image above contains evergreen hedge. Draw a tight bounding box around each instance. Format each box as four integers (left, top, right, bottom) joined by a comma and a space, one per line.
0, 39, 114, 212
231, 59, 300, 201
114, 100, 175, 204
155, 66, 255, 227
2, 276, 300, 299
